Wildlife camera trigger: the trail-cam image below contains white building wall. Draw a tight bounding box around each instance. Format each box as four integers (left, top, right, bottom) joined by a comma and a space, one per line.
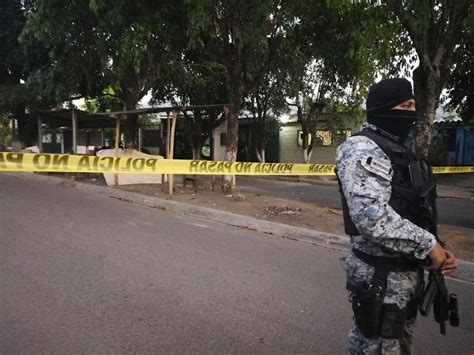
279, 123, 357, 164
279, 125, 302, 163
213, 120, 227, 161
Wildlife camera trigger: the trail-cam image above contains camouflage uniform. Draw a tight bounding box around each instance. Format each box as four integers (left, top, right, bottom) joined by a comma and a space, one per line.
336, 123, 436, 354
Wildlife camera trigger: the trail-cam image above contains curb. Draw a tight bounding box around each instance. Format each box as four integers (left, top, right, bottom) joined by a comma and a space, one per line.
244, 175, 474, 201
5, 172, 474, 283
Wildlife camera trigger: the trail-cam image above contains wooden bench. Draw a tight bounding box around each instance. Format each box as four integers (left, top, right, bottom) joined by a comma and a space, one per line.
182, 174, 224, 191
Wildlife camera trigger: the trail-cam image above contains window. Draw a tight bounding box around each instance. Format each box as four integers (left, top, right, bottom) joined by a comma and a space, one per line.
332, 130, 351, 146
297, 130, 309, 146
297, 129, 351, 147
41, 133, 52, 143
220, 132, 227, 146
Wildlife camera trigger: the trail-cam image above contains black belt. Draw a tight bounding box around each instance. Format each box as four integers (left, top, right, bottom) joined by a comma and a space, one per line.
352, 248, 420, 272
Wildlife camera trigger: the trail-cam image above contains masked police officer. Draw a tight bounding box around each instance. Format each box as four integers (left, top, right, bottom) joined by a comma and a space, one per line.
335, 78, 457, 354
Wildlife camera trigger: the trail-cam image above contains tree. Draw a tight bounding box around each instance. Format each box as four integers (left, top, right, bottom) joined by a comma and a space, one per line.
245, 86, 285, 163
385, 0, 473, 159
283, 1, 402, 163
243, 45, 289, 163
90, 0, 186, 148
21, 0, 185, 148
0, 0, 24, 116
20, 0, 107, 107
0, 0, 52, 147
152, 39, 229, 160
185, 0, 285, 191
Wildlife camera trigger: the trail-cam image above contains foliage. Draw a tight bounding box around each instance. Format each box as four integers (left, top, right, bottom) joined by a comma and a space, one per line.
20, 0, 107, 105
83, 88, 122, 113
182, 0, 287, 188
0, 118, 12, 150
20, 0, 186, 147
0, 0, 46, 114
280, 1, 412, 163
445, 14, 474, 124
244, 57, 289, 162
151, 35, 229, 159
7, 0, 473, 166
385, 0, 473, 159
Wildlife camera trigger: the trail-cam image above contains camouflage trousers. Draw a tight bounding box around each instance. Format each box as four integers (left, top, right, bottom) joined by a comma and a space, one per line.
341, 253, 423, 355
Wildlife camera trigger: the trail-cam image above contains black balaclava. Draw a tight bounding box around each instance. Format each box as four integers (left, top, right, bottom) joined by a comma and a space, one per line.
366, 78, 417, 141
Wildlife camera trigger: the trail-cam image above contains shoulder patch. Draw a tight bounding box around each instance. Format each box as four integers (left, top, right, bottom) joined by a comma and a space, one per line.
361, 156, 393, 181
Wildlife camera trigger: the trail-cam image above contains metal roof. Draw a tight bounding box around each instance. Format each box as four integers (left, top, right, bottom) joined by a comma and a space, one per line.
94, 104, 227, 117
18, 109, 117, 129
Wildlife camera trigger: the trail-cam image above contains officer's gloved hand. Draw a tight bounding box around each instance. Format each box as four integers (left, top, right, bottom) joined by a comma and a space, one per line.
426, 242, 447, 270
441, 250, 457, 276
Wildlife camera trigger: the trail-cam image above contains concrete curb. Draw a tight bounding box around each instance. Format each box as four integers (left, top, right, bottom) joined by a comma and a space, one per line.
6, 172, 474, 283
245, 175, 474, 201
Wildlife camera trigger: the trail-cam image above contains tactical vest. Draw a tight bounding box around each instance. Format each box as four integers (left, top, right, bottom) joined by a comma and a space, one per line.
337, 128, 438, 236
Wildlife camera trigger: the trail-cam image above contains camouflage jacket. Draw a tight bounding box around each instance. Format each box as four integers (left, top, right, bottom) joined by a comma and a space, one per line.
335, 123, 436, 259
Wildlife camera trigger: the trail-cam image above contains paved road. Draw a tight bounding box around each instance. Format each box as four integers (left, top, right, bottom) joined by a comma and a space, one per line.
1, 174, 474, 353
237, 177, 474, 229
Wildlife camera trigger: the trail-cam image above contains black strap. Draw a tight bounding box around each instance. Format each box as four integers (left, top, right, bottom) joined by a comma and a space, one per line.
352, 249, 419, 299
353, 248, 419, 272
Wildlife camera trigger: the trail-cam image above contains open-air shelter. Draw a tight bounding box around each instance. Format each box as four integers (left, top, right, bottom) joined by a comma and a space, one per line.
14, 104, 227, 193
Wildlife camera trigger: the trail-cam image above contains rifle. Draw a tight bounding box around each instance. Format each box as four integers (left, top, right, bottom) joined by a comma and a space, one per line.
409, 161, 460, 335
419, 269, 460, 335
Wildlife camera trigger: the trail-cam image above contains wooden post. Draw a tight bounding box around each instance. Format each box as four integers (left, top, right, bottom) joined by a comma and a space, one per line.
72, 109, 77, 155
37, 116, 43, 153
160, 117, 164, 154
162, 112, 171, 191
114, 116, 120, 186
60, 129, 65, 154
166, 111, 171, 158
168, 110, 177, 195
11, 118, 16, 143
138, 127, 143, 152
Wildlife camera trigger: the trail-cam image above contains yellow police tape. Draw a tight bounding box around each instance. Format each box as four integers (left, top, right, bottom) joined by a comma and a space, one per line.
0, 152, 473, 176
432, 166, 474, 174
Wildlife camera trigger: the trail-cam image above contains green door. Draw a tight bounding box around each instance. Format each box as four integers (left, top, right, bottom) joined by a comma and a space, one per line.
42, 132, 62, 153
265, 129, 280, 162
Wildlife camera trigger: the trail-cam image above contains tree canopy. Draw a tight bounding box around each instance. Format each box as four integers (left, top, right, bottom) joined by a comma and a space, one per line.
1, 0, 472, 175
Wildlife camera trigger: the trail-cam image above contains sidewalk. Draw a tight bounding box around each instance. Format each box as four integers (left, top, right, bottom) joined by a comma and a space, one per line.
254, 174, 474, 201
6, 171, 474, 283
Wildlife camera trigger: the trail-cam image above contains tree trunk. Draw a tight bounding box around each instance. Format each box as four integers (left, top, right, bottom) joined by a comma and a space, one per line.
223, 48, 243, 192
192, 139, 203, 160
302, 148, 313, 164
301, 121, 310, 164
190, 110, 204, 160
385, 0, 471, 160
124, 100, 139, 149
257, 147, 265, 163
413, 66, 441, 160
223, 94, 240, 192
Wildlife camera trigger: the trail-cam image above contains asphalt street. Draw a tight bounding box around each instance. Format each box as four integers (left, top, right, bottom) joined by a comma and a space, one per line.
237, 176, 474, 229
1, 173, 474, 353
